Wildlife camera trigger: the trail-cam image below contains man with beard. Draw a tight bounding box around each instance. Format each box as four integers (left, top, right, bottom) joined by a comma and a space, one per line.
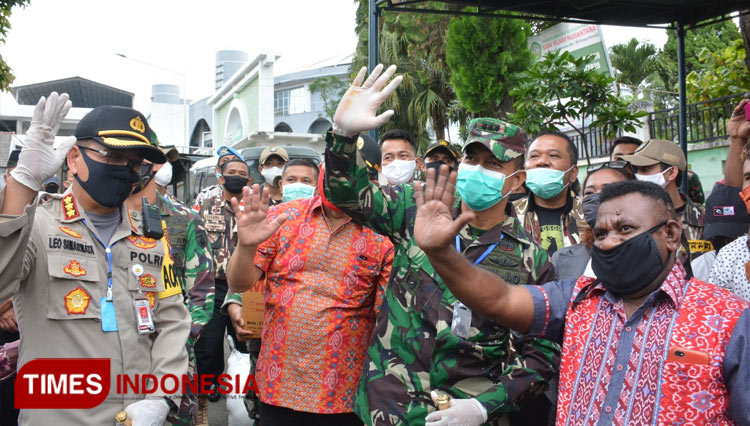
0, 95, 190, 425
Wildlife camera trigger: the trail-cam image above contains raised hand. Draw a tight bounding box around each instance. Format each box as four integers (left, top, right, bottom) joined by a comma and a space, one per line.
728, 98, 750, 141
230, 184, 289, 248
414, 165, 475, 254
332, 64, 403, 137
11, 92, 75, 191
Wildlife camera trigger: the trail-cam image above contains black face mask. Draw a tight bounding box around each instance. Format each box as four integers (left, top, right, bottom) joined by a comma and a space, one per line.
44, 184, 59, 194
591, 221, 669, 296
132, 163, 155, 195
425, 161, 454, 175
74, 149, 139, 208
582, 193, 601, 228
223, 175, 249, 194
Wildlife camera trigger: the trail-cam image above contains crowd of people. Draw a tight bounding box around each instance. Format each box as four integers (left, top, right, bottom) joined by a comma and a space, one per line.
0, 62, 749, 426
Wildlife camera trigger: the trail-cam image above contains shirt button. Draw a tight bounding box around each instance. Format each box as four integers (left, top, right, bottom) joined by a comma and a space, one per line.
605, 406, 612, 413
625, 326, 632, 332
616, 364, 624, 371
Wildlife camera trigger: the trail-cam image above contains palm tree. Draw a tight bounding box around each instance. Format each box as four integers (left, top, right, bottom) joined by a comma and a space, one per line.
610, 38, 657, 98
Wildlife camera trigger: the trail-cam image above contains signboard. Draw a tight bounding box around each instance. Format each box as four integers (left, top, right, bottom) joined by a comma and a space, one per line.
529, 23, 613, 76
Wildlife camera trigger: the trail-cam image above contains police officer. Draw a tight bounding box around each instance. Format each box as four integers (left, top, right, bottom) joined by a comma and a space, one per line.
0, 93, 190, 425
193, 145, 244, 210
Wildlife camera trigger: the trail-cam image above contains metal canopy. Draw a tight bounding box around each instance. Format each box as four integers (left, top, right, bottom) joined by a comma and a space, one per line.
368, 0, 748, 192
13, 76, 134, 109
376, 0, 748, 28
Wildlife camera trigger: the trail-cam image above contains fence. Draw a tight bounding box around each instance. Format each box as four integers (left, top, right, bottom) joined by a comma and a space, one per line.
569, 126, 622, 161
648, 93, 744, 145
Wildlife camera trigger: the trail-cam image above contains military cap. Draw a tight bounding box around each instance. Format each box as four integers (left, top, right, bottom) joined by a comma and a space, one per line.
357, 133, 381, 172
259, 146, 289, 164
464, 118, 526, 161
621, 139, 687, 172
75, 105, 166, 164
216, 145, 242, 161
424, 140, 460, 162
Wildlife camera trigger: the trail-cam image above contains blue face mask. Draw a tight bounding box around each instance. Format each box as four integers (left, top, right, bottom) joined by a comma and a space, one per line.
525, 166, 573, 199
456, 163, 515, 211
282, 182, 316, 202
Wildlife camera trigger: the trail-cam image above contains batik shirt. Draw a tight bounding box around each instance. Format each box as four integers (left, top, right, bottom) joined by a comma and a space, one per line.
253, 196, 393, 413
528, 262, 750, 425
324, 131, 561, 426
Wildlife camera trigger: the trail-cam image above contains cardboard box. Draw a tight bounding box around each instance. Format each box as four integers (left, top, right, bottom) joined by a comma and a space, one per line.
241, 281, 265, 339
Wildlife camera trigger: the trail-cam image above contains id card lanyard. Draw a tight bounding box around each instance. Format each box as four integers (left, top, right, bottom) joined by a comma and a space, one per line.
450, 234, 500, 338
85, 220, 119, 332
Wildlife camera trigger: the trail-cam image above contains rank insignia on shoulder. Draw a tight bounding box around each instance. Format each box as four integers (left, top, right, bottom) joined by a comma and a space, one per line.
62, 194, 80, 220
59, 226, 83, 239
140, 273, 157, 288
128, 235, 158, 249
65, 286, 91, 314
63, 260, 87, 277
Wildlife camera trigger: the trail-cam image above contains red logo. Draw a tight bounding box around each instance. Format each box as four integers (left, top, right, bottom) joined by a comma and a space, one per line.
15, 358, 110, 409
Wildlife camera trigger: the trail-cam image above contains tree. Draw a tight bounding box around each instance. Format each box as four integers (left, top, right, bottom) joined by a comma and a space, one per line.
609, 38, 657, 98
445, 16, 533, 118
0, 0, 30, 92
509, 50, 647, 165
740, 11, 750, 72
686, 39, 750, 103
308, 76, 347, 121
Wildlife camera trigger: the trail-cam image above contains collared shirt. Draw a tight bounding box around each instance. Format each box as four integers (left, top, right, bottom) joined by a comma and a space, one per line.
253, 196, 393, 414
528, 262, 750, 425
325, 131, 561, 426
197, 193, 237, 280
710, 235, 750, 299
512, 192, 584, 253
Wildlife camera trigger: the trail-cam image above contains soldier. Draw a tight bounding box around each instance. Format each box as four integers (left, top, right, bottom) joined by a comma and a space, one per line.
126, 138, 216, 426
420, 140, 460, 175
324, 65, 560, 426
193, 145, 244, 210
622, 139, 707, 262
195, 158, 251, 402
513, 131, 584, 256
0, 94, 190, 425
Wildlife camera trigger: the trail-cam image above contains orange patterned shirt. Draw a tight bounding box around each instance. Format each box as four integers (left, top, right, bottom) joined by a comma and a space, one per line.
254, 196, 393, 413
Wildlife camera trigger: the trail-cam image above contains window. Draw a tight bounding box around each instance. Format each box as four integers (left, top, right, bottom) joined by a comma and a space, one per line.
288, 87, 309, 115
274, 90, 290, 116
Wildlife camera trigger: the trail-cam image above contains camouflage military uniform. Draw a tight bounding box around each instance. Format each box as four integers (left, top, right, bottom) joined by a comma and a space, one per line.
198, 192, 237, 280
324, 131, 561, 426
157, 194, 215, 426
512, 192, 584, 250
687, 169, 705, 205
679, 192, 708, 264
193, 184, 222, 212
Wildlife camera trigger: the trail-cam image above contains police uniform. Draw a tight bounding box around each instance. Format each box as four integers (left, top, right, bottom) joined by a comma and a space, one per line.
0, 189, 190, 425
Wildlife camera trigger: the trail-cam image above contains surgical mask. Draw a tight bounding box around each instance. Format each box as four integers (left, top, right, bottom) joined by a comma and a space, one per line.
582, 193, 601, 228
223, 175, 249, 194
74, 148, 138, 208
525, 166, 573, 199
381, 159, 416, 185
261, 167, 283, 186
635, 167, 672, 188
282, 182, 316, 202
456, 163, 515, 211
154, 162, 172, 187
591, 221, 669, 295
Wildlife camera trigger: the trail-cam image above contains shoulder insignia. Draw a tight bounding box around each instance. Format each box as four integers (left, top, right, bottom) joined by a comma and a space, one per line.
59, 226, 82, 239
62, 194, 80, 220
64, 286, 91, 314
128, 235, 157, 249
63, 260, 87, 277
139, 273, 158, 288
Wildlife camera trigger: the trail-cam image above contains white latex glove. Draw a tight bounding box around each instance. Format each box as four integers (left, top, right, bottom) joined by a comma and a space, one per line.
425, 391, 488, 426
11, 92, 75, 191
332, 64, 403, 137
124, 398, 170, 426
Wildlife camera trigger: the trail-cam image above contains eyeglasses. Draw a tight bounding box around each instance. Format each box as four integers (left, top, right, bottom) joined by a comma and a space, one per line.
78, 145, 142, 171
586, 160, 634, 175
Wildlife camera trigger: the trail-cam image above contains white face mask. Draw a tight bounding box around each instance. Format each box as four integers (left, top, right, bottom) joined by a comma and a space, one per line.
381, 159, 416, 185
154, 162, 173, 186
261, 167, 283, 186
635, 166, 672, 188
